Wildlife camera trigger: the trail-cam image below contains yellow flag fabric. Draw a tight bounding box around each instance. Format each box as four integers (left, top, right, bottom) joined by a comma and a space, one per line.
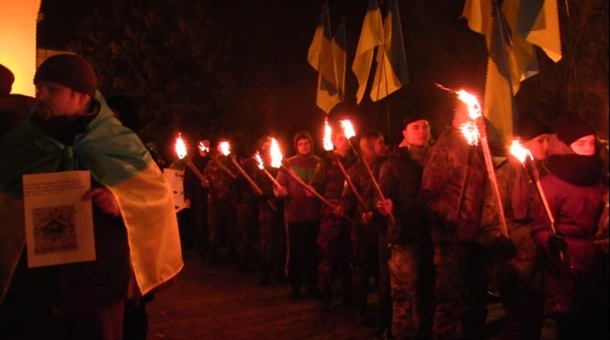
0, 94, 183, 302
525, 0, 562, 62
309, 3, 341, 113
110, 163, 183, 295
352, 0, 383, 104
462, 0, 561, 137
370, 0, 409, 102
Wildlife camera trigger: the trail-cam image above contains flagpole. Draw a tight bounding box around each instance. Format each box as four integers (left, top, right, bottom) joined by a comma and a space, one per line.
492, 0, 517, 127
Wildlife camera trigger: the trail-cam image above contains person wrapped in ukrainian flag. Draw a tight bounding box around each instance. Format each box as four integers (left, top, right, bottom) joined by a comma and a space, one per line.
0, 54, 182, 339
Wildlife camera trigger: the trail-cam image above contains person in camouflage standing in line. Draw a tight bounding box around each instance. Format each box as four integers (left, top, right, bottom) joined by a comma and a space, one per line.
252, 137, 285, 285
203, 139, 238, 265
420, 99, 489, 339
233, 149, 261, 273
378, 114, 435, 339
341, 130, 387, 327
311, 121, 358, 312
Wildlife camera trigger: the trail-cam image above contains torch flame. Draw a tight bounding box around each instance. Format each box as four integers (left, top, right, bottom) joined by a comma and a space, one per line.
323, 118, 334, 151
218, 140, 231, 156
255, 152, 265, 170
456, 89, 482, 120
198, 141, 209, 153
459, 122, 480, 146
175, 133, 187, 159
340, 119, 356, 139
509, 140, 533, 164
270, 138, 283, 168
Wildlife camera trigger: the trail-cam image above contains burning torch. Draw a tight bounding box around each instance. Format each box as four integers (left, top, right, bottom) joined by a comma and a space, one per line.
323, 118, 366, 210
230, 153, 278, 212
450, 88, 509, 238
340, 119, 395, 222
214, 140, 238, 179
175, 133, 207, 185
268, 137, 340, 211
510, 140, 564, 260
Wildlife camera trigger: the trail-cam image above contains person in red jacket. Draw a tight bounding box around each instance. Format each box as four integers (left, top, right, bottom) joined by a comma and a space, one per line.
532, 114, 607, 340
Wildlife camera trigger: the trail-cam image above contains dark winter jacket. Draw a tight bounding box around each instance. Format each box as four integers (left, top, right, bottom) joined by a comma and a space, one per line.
532, 154, 605, 315
379, 147, 429, 245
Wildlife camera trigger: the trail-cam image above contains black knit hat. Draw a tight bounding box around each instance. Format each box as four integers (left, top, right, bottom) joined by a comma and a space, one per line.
515, 115, 553, 141
556, 114, 596, 145
34, 54, 97, 96
0, 63, 14, 95
293, 130, 313, 151
402, 112, 427, 129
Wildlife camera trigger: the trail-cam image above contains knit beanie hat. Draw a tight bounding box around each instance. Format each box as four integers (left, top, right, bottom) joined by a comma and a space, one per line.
293, 130, 313, 151
0, 64, 14, 95
402, 112, 427, 129
34, 54, 97, 96
556, 114, 596, 145
515, 115, 553, 141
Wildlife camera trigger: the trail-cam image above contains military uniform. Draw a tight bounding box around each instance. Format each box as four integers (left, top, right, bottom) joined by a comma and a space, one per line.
420, 128, 488, 339
342, 156, 386, 324
234, 156, 261, 271
311, 150, 357, 309
480, 158, 547, 339
204, 154, 238, 263
252, 164, 285, 283
379, 146, 434, 339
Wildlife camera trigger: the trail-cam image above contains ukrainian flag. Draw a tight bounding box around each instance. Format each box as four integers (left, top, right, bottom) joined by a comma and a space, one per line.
0, 93, 183, 302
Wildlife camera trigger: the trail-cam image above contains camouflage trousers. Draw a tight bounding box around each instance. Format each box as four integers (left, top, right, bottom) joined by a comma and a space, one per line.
207, 201, 237, 252
433, 241, 487, 339
236, 202, 258, 260
258, 203, 285, 267
317, 207, 352, 288
351, 220, 378, 312
389, 243, 434, 339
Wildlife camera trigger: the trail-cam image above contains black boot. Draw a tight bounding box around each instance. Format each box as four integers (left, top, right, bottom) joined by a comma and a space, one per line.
320, 283, 333, 312
256, 262, 271, 285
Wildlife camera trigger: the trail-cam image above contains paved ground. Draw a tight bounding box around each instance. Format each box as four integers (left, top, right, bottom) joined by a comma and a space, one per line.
146, 251, 557, 339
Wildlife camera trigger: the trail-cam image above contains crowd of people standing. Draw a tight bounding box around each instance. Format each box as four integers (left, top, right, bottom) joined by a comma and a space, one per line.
1, 54, 608, 340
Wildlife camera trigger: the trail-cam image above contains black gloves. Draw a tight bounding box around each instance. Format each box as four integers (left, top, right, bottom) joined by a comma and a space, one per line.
547, 234, 567, 257
494, 236, 516, 259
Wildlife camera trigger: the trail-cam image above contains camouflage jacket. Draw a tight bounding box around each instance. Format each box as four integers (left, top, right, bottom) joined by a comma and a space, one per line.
203, 154, 237, 204
311, 150, 358, 202
420, 128, 487, 243
379, 147, 429, 244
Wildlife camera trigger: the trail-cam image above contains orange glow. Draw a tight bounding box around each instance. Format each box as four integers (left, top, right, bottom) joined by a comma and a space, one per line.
340, 119, 356, 139
255, 152, 265, 170
323, 118, 333, 151
218, 141, 231, 156
456, 89, 482, 120
270, 138, 283, 168
509, 140, 533, 164
175, 133, 187, 159
0, 0, 41, 96
198, 141, 209, 153
459, 122, 480, 146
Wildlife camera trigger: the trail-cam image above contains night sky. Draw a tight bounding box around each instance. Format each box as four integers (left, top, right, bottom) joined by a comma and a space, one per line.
36, 0, 489, 153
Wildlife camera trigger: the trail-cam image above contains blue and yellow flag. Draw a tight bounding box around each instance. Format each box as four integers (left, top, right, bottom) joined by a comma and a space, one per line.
370, 0, 409, 102
352, 0, 383, 104
0, 94, 183, 302
462, 0, 562, 137
332, 17, 347, 102
308, 2, 341, 113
